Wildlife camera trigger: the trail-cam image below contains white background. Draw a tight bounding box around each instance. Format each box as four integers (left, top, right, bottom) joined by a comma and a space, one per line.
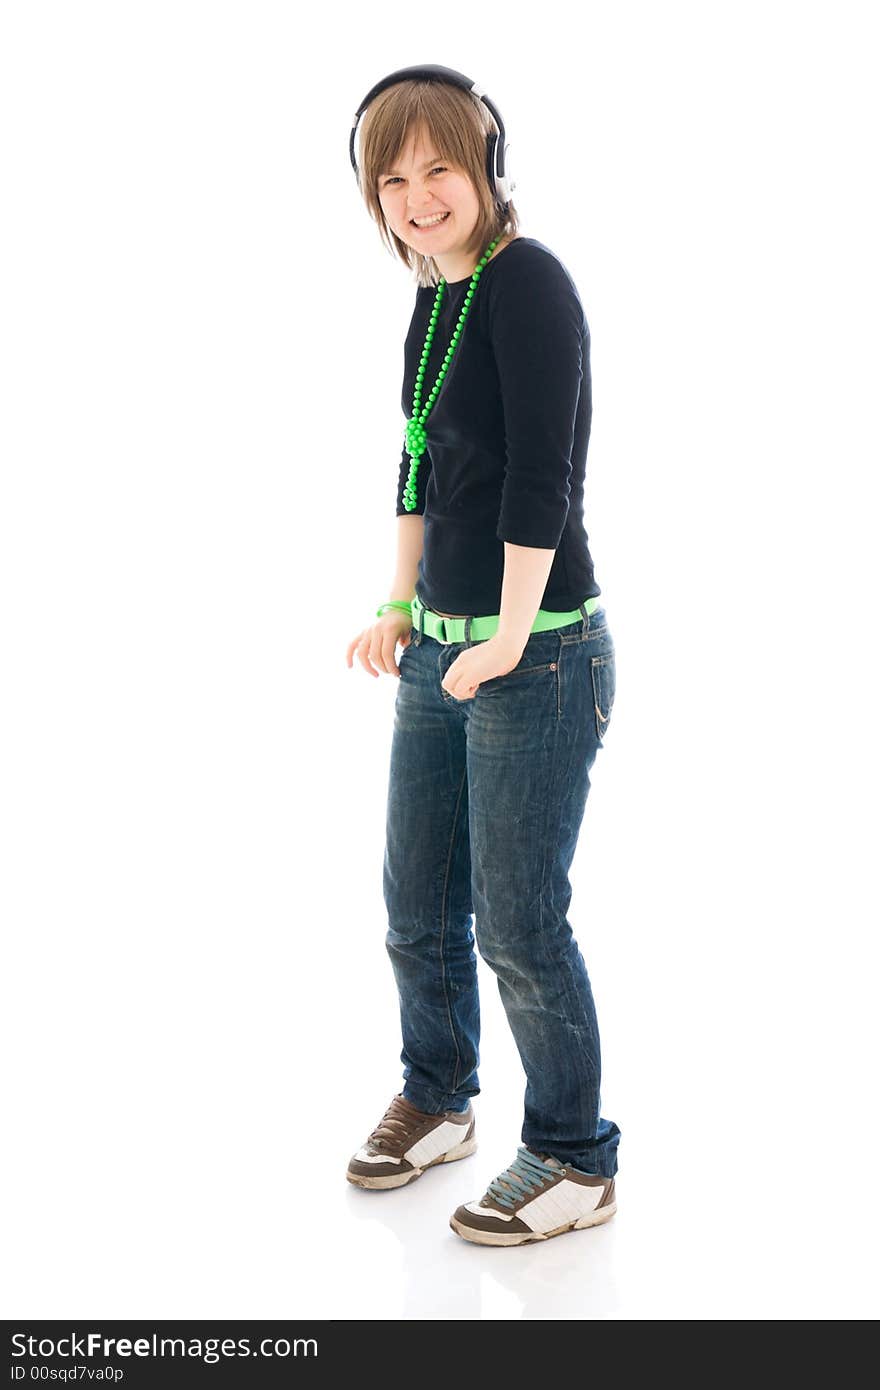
2, 1, 878, 1320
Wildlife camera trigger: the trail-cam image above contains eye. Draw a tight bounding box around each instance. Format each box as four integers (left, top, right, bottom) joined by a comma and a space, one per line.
382, 166, 448, 187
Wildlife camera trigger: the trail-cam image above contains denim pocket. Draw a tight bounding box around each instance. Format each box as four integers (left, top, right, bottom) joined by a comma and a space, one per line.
478, 659, 557, 695
590, 650, 616, 740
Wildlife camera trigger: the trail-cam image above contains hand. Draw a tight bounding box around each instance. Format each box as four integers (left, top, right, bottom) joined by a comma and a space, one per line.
441, 634, 525, 702
347, 611, 412, 680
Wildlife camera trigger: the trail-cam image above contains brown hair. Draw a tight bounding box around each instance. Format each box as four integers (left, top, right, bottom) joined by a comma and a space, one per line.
355, 77, 522, 289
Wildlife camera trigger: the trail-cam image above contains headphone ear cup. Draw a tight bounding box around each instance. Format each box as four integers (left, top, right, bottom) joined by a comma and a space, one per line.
485, 131, 499, 204
496, 141, 515, 206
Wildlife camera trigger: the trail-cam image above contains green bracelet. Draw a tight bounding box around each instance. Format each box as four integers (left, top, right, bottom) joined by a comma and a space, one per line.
376, 600, 413, 619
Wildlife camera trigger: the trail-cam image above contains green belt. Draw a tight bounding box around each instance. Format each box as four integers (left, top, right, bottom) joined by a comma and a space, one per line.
410, 592, 602, 646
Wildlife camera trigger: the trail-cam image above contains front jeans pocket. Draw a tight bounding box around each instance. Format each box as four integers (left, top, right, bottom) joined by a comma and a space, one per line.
590, 650, 616, 741
477, 659, 558, 695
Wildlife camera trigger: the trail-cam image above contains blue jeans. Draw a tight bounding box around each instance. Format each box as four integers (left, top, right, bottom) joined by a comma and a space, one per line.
382, 604, 621, 1179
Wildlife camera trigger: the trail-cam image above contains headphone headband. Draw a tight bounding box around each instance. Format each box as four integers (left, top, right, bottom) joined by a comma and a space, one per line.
349, 63, 514, 215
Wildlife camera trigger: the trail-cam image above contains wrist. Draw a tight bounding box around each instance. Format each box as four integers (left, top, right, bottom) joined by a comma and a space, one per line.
491, 628, 527, 658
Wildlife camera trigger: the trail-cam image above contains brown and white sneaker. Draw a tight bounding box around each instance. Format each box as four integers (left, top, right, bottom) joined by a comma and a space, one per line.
449, 1143, 617, 1245
346, 1092, 477, 1190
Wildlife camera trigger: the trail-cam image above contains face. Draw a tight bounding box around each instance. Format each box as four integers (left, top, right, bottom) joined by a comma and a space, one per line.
377, 125, 484, 280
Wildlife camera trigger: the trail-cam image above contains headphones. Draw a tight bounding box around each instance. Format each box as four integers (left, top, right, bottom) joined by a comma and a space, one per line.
349, 63, 515, 217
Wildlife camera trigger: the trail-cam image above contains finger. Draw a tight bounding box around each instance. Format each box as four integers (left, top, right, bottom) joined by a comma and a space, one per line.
442, 666, 460, 696
375, 636, 396, 676
356, 636, 379, 678
383, 635, 401, 678
368, 636, 393, 677
444, 675, 477, 701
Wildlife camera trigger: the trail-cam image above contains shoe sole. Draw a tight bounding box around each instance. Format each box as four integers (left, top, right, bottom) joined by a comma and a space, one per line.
449, 1199, 617, 1245
347, 1136, 478, 1190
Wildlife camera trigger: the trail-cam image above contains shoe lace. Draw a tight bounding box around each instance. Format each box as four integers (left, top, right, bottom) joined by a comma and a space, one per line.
367, 1095, 424, 1152
486, 1146, 561, 1209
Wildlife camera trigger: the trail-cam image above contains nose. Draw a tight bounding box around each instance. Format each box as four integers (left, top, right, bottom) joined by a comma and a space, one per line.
407, 182, 440, 212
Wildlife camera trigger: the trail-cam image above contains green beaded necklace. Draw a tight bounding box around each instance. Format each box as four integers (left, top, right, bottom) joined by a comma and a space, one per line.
401, 236, 500, 511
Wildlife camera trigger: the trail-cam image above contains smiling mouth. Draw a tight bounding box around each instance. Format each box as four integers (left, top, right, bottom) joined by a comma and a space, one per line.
410, 211, 451, 229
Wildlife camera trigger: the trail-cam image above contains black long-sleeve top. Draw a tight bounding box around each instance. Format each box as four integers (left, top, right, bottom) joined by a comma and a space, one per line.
395, 235, 602, 615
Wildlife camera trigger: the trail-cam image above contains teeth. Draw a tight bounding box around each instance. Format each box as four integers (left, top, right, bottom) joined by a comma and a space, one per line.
412, 212, 449, 227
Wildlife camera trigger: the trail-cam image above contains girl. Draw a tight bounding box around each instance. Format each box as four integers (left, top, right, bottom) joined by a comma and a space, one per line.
345, 66, 621, 1246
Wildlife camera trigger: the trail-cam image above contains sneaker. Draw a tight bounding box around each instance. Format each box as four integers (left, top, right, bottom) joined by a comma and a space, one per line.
449, 1144, 617, 1245
346, 1092, 477, 1190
